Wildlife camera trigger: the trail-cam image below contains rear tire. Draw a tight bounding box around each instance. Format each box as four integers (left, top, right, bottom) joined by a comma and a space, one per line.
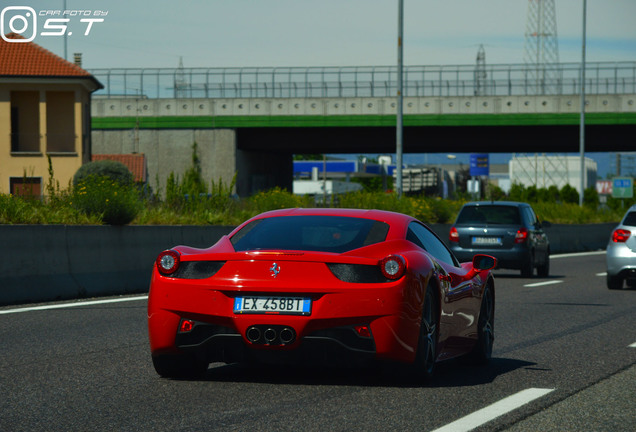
520, 252, 534, 278
607, 275, 623, 290
465, 282, 494, 365
152, 353, 208, 379
536, 255, 550, 278
414, 284, 438, 381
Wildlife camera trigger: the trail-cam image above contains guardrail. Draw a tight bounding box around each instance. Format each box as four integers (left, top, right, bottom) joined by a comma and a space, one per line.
0, 223, 615, 306
89, 62, 636, 100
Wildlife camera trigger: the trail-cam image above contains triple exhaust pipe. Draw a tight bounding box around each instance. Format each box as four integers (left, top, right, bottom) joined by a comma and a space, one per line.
246, 325, 296, 345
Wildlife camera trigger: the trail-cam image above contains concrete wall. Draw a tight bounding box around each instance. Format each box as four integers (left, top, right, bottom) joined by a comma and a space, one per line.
91, 128, 238, 196
0, 223, 615, 306
0, 225, 233, 306
93, 94, 636, 118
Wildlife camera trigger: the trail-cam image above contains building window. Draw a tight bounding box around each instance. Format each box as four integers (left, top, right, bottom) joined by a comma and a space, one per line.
10, 91, 40, 153
46, 91, 76, 153
10, 177, 42, 199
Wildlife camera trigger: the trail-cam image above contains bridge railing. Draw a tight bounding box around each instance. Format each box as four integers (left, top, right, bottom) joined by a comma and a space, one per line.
89, 62, 636, 99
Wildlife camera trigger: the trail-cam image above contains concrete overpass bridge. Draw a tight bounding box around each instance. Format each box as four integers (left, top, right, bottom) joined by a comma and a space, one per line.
89, 62, 636, 196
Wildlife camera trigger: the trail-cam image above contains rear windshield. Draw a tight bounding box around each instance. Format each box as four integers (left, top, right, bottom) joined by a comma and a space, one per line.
231, 216, 390, 253
623, 211, 636, 227
455, 205, 521, 225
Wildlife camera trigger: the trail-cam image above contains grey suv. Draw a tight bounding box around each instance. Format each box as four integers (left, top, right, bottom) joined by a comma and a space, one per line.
606, 204, 636, 290
449, 201, 550, 277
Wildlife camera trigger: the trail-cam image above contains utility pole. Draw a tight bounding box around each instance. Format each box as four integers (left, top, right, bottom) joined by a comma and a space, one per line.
63, 0, 68, 60
396, 0, 404, 197
579, 0, 587, 206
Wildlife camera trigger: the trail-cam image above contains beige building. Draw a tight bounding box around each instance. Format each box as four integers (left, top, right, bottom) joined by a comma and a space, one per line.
0, 33, 102, 197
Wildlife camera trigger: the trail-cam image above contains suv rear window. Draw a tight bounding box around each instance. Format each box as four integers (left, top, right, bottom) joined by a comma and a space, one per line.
456, 205, 521, 225
622, 211, 636, 227
231, 216, 390, 253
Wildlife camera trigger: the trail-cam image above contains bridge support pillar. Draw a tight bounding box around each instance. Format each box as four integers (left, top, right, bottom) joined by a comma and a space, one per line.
92, 128, 239, 197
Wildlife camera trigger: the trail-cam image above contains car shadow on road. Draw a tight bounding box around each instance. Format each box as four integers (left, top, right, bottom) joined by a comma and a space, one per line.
425, 357, 538, 388
197, 357, 536, 388
492, 272, 566, 280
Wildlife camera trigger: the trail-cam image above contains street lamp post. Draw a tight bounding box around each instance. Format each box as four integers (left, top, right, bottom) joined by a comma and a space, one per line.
396, 0, 404, 198
579, 0, 587, 206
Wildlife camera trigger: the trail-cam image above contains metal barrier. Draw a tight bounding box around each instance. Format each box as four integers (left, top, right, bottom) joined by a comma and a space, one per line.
89, 62, 636, 99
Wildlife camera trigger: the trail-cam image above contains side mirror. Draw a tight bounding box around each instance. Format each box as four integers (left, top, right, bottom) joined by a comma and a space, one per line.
541, 220, 552, 228
472, 254, 497, 271
460, 254, 497, 281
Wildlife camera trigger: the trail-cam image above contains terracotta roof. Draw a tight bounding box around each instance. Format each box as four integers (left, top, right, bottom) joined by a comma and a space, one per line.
92, 154, 147, 183
1, 33, 102, 87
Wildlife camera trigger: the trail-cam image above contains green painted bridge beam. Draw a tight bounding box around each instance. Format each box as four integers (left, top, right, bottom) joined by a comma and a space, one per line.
92, 112, 636, 130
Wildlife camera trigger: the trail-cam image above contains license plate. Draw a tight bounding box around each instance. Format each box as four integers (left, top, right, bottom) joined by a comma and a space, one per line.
233, 296, 311, 315
472, 236, 502, 245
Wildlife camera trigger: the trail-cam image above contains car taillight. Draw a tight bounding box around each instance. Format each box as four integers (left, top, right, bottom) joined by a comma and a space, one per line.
156, 250, 180, 275
612, 229, 631, 243
515, 228, 528, 244
449, 227, 459, 243
379, 255, 406, 280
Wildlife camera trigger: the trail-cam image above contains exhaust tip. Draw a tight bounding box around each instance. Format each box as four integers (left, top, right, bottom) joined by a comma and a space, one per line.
246, 326, 261, 343
279, 327, 296, 344
263, 328, 277, 343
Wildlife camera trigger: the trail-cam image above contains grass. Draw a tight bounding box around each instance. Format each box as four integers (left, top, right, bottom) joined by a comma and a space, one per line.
0, 189, 626, 226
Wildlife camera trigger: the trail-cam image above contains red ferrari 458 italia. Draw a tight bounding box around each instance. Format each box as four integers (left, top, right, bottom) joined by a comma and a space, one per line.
148, 208, 496, 380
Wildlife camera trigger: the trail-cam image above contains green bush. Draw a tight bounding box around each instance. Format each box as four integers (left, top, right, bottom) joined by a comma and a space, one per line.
73, 176, 141, 225
583, 187, 599, 208
0, 193, 100, 224
339, 191, 413, 215
73, 160, 133, 187
181, 142, 207, 198
249, 187, 312, 212
485, 184, 506, 201
560, 184, 579, 204
508, 183, 526, 201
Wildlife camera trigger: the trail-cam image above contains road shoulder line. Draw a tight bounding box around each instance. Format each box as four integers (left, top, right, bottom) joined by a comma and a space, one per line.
430, 388, 555, 432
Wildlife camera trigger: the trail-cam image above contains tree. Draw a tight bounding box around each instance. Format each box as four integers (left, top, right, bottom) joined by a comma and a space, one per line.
560, 184, 579, 204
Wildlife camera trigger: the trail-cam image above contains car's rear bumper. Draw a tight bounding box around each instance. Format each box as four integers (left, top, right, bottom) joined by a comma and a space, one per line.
169, 320, 377, 366
606, 242, 636, 277
147, 269, 420, 365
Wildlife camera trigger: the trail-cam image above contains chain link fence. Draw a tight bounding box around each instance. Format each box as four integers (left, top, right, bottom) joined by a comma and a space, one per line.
89, 62, 636, 100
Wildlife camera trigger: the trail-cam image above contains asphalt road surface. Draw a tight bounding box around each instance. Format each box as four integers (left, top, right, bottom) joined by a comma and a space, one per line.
1, 252, 634, 432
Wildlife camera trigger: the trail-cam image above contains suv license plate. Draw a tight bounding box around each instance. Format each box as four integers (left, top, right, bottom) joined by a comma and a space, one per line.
472, 236, 502, 245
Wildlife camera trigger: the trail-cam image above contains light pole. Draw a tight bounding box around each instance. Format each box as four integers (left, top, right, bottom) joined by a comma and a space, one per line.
63, 0, 68, 60
396, 0, 404, 198
579, 0, 587, 206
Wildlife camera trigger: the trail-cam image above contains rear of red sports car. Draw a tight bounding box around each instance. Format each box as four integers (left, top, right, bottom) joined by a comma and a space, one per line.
148, 208, 495, 379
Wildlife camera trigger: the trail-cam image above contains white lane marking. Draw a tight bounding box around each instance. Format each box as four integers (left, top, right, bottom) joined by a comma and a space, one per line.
629, 342, 636, 348
596, 272, 607, 276
0, 295, 148, 315
430, 388, 555, 432
524, 280, 564, 288
550, 251, 606, 259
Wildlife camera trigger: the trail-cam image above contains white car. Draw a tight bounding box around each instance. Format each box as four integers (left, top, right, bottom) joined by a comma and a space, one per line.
606, 204, 636, 290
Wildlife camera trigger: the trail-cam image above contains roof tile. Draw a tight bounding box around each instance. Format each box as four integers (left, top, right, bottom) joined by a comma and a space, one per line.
92, 154, 147, 183
1, 32, 93, 77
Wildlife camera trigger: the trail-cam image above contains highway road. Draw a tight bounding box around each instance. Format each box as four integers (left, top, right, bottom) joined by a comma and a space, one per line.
1, 252, 634, 432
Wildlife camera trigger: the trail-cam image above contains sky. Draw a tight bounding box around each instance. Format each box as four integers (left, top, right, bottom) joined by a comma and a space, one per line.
3, 0, 635, 177
3, 0, 635, 68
